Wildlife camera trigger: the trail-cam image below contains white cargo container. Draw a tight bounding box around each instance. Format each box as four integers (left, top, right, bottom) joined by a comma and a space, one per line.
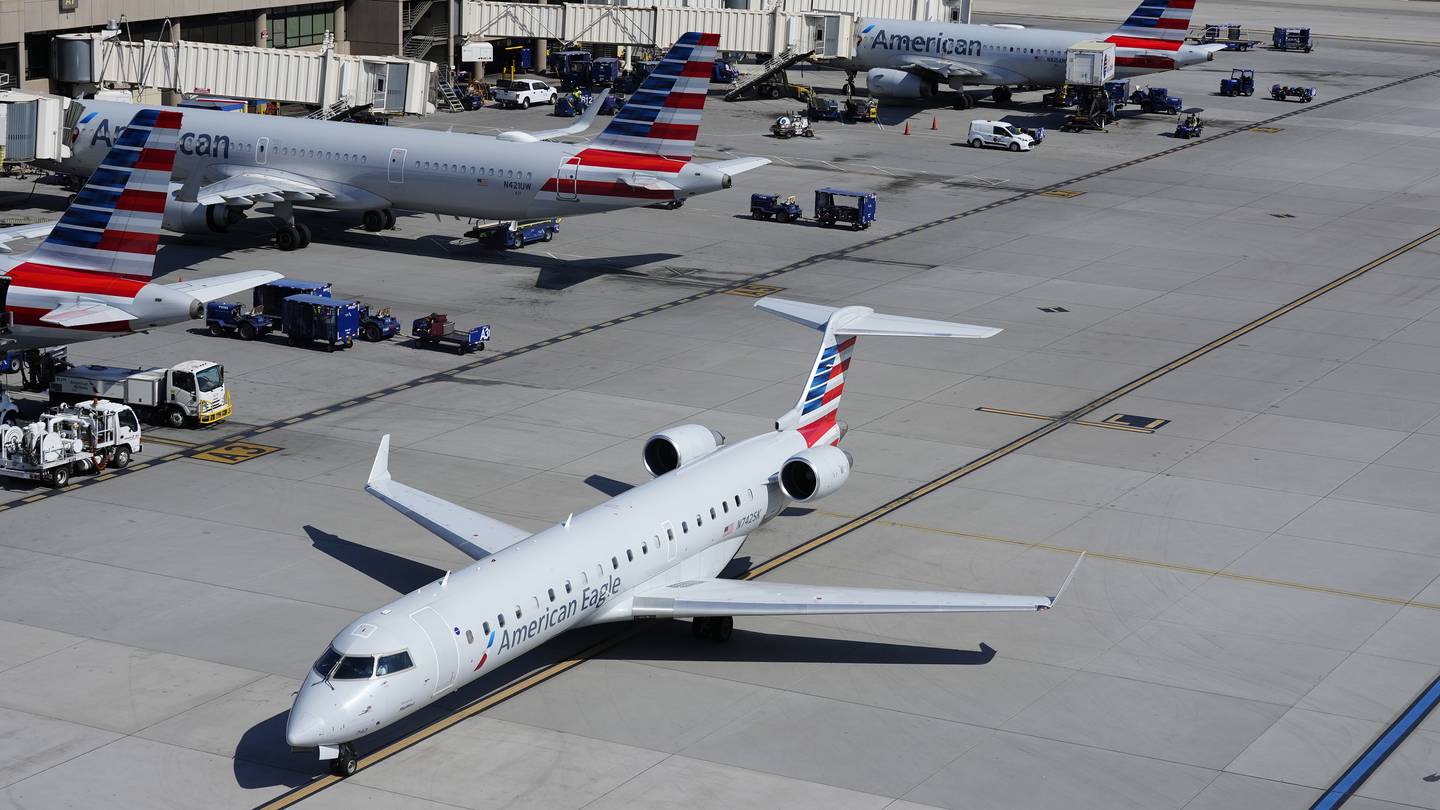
1065, 41, 1116, 86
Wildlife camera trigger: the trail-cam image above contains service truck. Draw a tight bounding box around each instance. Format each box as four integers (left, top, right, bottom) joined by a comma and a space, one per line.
49, 361, 231, 428
493, 79, 558, 109
0, 400, 142, 487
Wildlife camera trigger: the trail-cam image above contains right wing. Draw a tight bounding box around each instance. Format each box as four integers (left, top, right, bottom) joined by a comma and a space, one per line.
365, 435, 531, 560
631, 556, 1083, 617
0, 222, 56, 253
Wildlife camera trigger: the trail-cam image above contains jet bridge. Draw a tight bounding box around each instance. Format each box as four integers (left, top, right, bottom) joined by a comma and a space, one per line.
0, 90, 77, 164
52, 33, 436, 116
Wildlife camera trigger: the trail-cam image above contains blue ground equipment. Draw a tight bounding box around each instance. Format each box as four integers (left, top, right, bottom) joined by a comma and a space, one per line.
412, 313, 490, 354
253, 278, 331, 315
590, 57, 622, 87
555, 91, 593, 117
205, 302, 277, 341
1131, 86, 1184, 114
750, 194, 803, 223
1270, 84, 1316, 102
1272, 26, 1313, 52
358, 306, 400, 342
1104, 79, 1130, 110
712, 60, 739, 84
807, 96, 841, 121
282, 295, 360, 351
814, 189, 876, 231
488, 219, 560, 248
1219, 68, 1256, 97
1174, 113, 1204, 139
599, 93, 625, 115
1199, 23, 1259, 50
553, 50, 594, 88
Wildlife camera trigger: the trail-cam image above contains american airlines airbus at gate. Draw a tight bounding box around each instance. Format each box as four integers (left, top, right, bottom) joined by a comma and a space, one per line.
845, 0, 1223, 108
286, 297, 1083, 776
61, 33, 765, 251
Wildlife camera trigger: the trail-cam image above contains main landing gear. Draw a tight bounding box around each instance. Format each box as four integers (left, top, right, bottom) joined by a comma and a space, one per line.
361, 208, 397, 232
992, 85, 1013, 105
330, 743, 358, 777
691, 616, 733, 642
272, 200, 312, 252
952, 87, 977, 110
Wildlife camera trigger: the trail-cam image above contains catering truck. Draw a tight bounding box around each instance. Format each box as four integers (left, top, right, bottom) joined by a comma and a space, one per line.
48, 360, 231, 428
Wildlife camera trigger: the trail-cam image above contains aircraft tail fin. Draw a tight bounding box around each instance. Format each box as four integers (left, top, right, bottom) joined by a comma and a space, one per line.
755, 298, 1000, 448
1108, 0, 1196, 46
586, 32, 718, 161
28, 108, 181, 280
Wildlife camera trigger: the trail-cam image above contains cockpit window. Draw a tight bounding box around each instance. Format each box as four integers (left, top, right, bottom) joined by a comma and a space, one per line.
332, 655, 375, 679
376, 651, 413, 676
313, 647, 342, 677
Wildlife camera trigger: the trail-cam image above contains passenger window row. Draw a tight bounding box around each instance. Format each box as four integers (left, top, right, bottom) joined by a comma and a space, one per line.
277, 145, 366, 163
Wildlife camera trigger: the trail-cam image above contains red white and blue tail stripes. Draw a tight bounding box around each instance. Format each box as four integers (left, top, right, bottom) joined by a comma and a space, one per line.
28, 108, 181, 280
1107, 0, 1195, 51
589, 32, 719, 161
794, 333, 856, 448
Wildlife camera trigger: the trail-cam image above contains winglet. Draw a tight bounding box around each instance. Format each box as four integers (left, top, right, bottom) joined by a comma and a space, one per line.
1043, 553, 1085, 609
368, 434, 391, 487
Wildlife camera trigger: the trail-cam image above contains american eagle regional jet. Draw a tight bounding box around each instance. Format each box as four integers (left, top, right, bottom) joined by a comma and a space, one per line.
286, 297, 1084, 776
60, 33, 766, 251
846, 0, 1224, 108
1, 108, 278, 355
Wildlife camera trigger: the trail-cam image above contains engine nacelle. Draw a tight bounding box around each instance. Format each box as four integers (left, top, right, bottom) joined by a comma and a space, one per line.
642, 424, 725, 477
866, 68, 936, 99
778, 445, 851, 502
162, 198, 244, 234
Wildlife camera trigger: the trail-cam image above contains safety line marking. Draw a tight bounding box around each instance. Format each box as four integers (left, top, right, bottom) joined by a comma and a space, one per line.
1313, 676, 1440, 810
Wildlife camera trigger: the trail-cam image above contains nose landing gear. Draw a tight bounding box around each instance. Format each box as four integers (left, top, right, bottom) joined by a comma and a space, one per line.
691, 616, 733, 642
330, 743, 359, 777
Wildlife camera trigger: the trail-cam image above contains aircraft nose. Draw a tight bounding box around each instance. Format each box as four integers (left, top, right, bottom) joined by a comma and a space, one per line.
285, 707, 328, 748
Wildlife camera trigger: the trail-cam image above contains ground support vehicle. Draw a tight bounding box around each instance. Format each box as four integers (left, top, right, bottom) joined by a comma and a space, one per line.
412, 314, 490, 354
771, 111, 814, 138
493, 79, 558, 109
552, 50, 594, 88
590, 58, 622, 87
734, 73, 810, 102
555, 91, 593, 117
1131, 86, 1184, 114
1198, 23, 1259, 50
206, 302, 277, 341
843, 97, 878, 122
468, 219, 560, 248
599, 94, 625, 116
712, 60, 739, 84
0, 392, 17, 425
358, 306, 400, 342
282, 295, 361, 351
968, 120, 1035, 151
254, 279, 331, 314
808, 97, 841, 121
1271, 84, 1316, 102
0, 400, 142, 487
750, 194, 802, 222
1174, 113, 1204, 138
1273, 26, 1314, 52
49, 361, 230, 428
1220, 68, 1256, 96
1105, 80, 1130, 110
814, 189, 876, 231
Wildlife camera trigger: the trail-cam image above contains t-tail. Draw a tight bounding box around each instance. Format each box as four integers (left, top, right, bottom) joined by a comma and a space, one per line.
587, 32, 719, 161
756, 298, 1001, 448
27, 108, 180, 279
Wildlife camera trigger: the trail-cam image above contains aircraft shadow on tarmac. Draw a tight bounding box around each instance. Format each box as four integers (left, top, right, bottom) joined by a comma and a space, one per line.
304, 525, 445, 594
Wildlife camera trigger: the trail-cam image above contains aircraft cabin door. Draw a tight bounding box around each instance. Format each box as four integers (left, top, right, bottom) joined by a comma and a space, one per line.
410, 606, 458, 695
389, 147, 407, 183
556, 156, 579, 201
256, 137, 269, 165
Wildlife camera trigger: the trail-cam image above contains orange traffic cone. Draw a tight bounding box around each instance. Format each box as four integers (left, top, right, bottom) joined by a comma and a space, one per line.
931, 115, 938, 130
903, 121, 910, 135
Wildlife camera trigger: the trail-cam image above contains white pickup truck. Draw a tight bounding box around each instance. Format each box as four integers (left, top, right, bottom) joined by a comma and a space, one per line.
493, 78, 558, 109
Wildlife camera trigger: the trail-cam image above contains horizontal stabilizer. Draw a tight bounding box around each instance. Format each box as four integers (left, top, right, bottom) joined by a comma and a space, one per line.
704, 156, 770, 177
0, 222, 57, 252
39, 301, 136, 327
166, 270, 284, 303
618, 174, 681, 192
497, 89, 610, 143
755, 297, 1000, 338
365, 435, 531, 560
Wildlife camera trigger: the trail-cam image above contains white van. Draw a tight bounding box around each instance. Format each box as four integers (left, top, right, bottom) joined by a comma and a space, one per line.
968, 120, 1034, 152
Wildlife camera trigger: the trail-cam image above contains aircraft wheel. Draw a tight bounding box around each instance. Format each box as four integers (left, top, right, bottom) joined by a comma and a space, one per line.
692, 617, 709, 639
296, 223, 313, 249
992, 86, 1012, 104
710, 617, 733, 643
331, 744, 358, 777
275, 227, 302, 251
382, 209, 396, 229
362, 210, 386, 232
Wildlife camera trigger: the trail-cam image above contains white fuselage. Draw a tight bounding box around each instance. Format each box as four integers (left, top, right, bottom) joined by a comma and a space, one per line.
2, 257, 200, 351
286, 429, 807, 748
851, 18, 1212, 87
64, 101, 728, 221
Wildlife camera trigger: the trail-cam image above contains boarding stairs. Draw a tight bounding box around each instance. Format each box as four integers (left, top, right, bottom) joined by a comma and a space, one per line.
437, 80, 466, 112
724, 47, 814, 101
307, 95, 354, 119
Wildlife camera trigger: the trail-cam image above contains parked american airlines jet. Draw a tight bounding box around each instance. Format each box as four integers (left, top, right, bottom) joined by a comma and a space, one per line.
1, 108, 278, 354
60, 33, 766, 251
286, 297, 1083, 776
845, 0, 1223, 108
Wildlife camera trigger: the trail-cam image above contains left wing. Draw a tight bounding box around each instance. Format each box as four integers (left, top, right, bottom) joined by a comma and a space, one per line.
165, 270, 284, 303
631, 556, 1083, 618
895, 56, 986, 81
191, 173, 336, 207
39, 301, 136, 327
0, 222, 56, 253
497, 89, 611, 143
